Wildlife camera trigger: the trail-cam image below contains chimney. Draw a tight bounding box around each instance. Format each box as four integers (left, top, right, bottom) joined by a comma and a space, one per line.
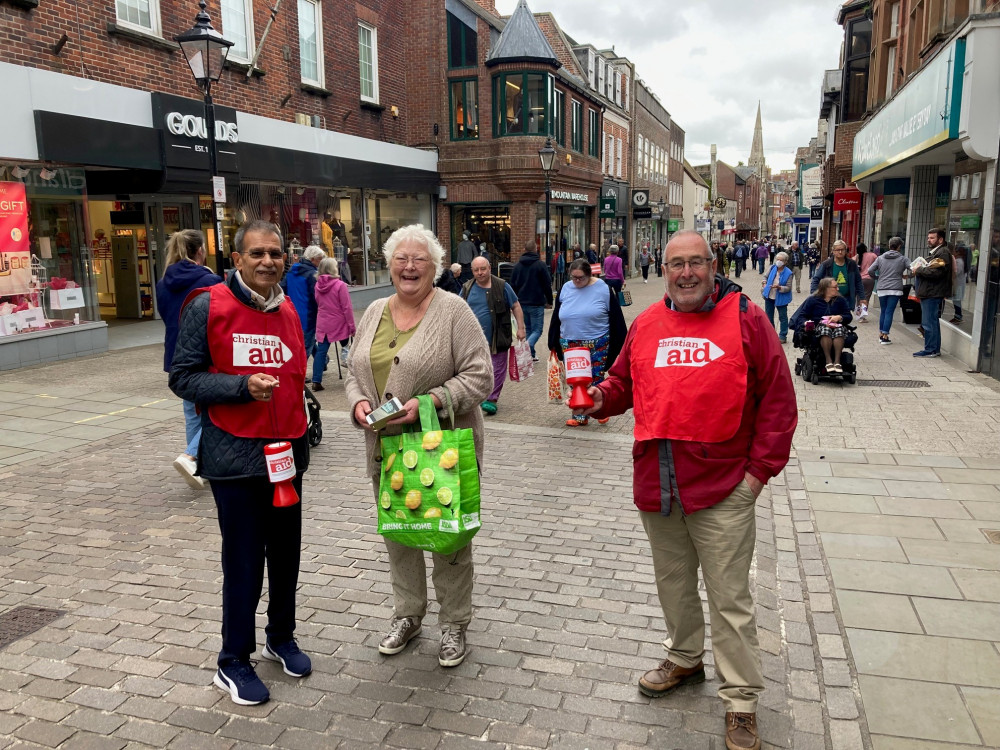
472, 0, 497, 13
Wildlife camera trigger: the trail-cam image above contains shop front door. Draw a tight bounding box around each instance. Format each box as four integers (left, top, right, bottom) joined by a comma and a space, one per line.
147, 199, 198, 318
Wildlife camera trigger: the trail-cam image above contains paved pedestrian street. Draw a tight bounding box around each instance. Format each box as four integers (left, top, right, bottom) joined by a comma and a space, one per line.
2, 269, 1000, 749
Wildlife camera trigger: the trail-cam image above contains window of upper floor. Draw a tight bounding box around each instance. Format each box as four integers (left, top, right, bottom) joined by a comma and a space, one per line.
449, 78, 479, 140
588, 109, 600, 158
553, 89, 565, 146
298, 0, 323, 87
221, 0, 254, 63
116, 0, 160, 35
447, 10, 477, 69
358, 21, 380, 103
841, 16, 871, 122
598, 60, 606, 97
571, 100, 583, 152
492, 72, 554, 137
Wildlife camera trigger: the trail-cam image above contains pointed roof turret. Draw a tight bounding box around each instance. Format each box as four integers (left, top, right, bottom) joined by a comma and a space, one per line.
486, 0, 560, 68
749, 102, 765, 174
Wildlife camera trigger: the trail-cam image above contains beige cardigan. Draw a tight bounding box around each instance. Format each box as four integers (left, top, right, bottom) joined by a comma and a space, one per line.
345, 289, 493, 477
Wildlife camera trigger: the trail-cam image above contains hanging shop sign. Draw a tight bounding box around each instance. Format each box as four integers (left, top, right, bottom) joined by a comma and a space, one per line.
809, 206, 823, 221
667, 219, 680, 232
599, 195, 617, 218
960, 215, 981, 230
832, 189, 862, 212
852, 38, 966, 182
151, 93, 240, 173
0, 181, 30, 297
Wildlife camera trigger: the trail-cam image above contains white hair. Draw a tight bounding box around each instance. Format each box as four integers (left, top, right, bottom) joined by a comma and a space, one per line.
450, 263, 461, 274
302, 245, 326, 263
383, 224, 445, 280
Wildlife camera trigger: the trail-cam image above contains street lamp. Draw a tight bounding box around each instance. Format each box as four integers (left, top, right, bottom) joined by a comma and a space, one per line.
656, 198, 666, 245
538, 137, 556, 263
176, 0, 233, 263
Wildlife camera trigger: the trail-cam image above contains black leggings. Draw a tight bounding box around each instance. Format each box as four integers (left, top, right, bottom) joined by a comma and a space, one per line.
641, 265, 650, 280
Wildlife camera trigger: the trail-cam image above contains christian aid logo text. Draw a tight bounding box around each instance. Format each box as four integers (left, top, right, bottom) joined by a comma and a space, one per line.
232, 333, 293, 367
268, 455, 294, 473
654, 337, 725, 368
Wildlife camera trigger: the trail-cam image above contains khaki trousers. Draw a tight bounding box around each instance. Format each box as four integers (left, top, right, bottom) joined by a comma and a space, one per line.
372, 476, 474, 628
792, 266, 803, 291
639, 480, 763, 713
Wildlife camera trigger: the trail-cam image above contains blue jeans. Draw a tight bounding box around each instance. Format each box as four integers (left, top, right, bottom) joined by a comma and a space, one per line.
764, 299, 788, 340
312, 340, 332, 384
183, 399, 201, 457
878, 295, 900, 335
756, 258, 765, 274
920, 298, 942, 353
522, 305, 545, 357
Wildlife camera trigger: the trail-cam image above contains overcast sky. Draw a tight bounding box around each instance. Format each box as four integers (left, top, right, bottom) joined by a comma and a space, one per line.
494, 0, 845, 172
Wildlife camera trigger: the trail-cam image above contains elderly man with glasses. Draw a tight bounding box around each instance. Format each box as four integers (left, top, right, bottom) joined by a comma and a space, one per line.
575, 230, 797, 750
170, 220, 312, 706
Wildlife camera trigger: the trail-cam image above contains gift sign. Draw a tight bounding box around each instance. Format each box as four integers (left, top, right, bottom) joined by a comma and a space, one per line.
0, 182, 30, 296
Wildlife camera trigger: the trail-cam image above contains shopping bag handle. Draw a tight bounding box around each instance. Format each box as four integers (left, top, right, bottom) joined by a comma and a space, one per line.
440, 387, 457, 428
417, 394, 442, 433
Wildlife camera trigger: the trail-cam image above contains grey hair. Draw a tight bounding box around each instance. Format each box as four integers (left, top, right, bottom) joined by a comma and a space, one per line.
832, 240, 848, 252
234, 220, 282, 254
450, 263, 461, 274
775, 251, 789, 263
303, 245, 326, 263
888, 236, 903, 251
383, 224, 445, 280
666, 229, 711, 256
317, 257, 339, 277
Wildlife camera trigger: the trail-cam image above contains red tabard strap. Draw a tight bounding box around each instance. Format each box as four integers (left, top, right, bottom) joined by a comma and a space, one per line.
630, 293, 748, 443
204, 284, 307, 439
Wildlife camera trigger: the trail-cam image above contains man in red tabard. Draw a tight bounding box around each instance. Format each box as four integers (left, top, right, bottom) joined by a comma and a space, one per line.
578, 230, 797, 750
170, 221, 312, 706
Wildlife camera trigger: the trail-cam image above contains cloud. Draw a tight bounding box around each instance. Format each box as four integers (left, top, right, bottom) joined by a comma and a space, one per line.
496, 0, 844, 170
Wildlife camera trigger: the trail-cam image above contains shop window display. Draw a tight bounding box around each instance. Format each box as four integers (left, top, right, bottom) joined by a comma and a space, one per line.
450, 206, 511, 266
0, 169, 98, 339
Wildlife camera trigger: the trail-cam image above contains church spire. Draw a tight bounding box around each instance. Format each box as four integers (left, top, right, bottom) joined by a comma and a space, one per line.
749, 101, 765, 175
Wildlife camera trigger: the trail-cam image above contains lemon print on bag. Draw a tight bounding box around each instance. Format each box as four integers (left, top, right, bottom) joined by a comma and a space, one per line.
383, 453, 395, 473
420, 468, 435, 487
405, 490, 422, 510
402, 450, 419, 469
422, 431, 443, 451
390, 471, 404, 491
394, 509, 407, 520
439, 448, 459, 470
423, 507, 442, 519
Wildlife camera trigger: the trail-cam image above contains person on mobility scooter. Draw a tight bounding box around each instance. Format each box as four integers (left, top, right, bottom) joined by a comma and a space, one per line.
790, 277, 858, 385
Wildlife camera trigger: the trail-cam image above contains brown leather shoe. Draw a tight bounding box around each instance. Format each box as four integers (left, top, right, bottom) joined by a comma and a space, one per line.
725, 712, 761, 750
637, 658, 705, 697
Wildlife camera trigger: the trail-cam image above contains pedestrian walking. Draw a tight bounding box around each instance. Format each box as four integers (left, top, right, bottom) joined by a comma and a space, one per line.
509, 240, 553, 361
811, 240, 864, 311
866, 236, 911, 345
345, 224, 492, 669
768, 242, 777, 266
436, 263, 463, 295
857, 243, 878, 321
912, 228, 953, 358
311, 257, 355, 390
603, 244, 625, 297
655, 245, 663, 277
283, 245, 324, 358
555, 250, 566, 290
586, 243, 598, 264
762, 251, 793, 343
806, 242, 820, 278
788, 241, 805, 293
754, 242, 768, 274
461, 256, 526, 415
455, 231, 477, 283
733, 242, 747, 278
639, 244, 652, 282
169, 220, 312, 706
156, 228, 222, 490
574, 230, 797, 750
547, 259, 626, 427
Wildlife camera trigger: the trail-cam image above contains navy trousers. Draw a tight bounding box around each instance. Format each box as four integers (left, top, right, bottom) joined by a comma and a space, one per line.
210, 475, 303, 666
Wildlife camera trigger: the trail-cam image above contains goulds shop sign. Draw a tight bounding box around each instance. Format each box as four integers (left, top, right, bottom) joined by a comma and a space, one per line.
151, 92, 239, 173
852, 38, 966, 182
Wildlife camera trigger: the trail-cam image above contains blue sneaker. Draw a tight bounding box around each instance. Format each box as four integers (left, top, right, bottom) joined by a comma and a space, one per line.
214, 661, 269, 705
913, 350, 940, 358
262, 639, 312, 677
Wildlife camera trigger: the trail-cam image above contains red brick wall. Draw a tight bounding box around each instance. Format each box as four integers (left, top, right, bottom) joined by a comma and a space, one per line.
0, 0, 411, 144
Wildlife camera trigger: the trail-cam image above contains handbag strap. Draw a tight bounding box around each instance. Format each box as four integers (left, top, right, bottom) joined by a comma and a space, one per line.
417, 394, 442, 432
440, 387, 457, 428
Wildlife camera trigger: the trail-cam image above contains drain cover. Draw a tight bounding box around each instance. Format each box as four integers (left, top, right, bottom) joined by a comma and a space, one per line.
983, 529, 1000, 544
855, 379, 931, 388
0, 606, 64, 650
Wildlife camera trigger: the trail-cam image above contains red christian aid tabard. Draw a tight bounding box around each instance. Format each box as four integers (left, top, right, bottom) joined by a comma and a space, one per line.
630, 293, 747, 443
203, 284, 307, 439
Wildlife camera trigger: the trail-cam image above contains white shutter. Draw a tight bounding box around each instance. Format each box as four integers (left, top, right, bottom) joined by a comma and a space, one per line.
615, 72, 622, 106
616, 137, 622, 178
598, 60, 605, 95
587, 50, 595, 88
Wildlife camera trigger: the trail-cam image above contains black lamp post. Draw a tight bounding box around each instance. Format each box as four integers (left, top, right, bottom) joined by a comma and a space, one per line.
176, 0, 233, 263
538, 137, 556, 264
656, 197, 666, 245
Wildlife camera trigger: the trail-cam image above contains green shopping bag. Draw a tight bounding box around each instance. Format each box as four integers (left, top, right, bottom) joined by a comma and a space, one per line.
376, 394, 480, 555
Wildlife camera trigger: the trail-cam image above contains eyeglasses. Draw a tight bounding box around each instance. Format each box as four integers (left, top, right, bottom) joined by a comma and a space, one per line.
570, 274, 588, 282
245, 250, 284, 261
392, 255, 432, 266
665, 257, 713, 272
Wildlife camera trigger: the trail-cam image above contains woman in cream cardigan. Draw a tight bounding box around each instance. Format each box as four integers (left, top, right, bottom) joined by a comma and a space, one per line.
345, 224, 492, 669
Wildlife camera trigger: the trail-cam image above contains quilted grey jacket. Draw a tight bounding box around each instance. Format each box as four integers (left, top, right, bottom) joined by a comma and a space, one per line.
168, 275, 310, 481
